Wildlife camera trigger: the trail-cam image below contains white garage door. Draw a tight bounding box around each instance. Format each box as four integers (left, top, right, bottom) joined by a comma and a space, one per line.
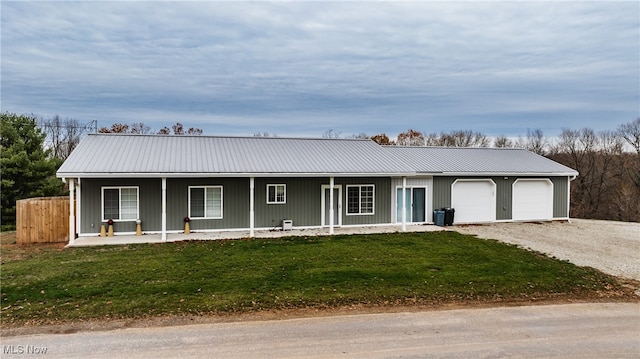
451, 180, 496, 223
512, 179, 553, 221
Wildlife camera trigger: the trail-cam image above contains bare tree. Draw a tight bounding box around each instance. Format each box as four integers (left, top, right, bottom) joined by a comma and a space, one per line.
349, 132, 370, 139
493, 135, 514, 148
39, 115, 92, 160
99, 123, 131, 133
254, 132, 278, 137
517, 128, 549, 155
130, 122, 152, 134
549, 127, 637, 220
423, 132, 440, 146
322, 129, 341, 139
397, 129, 425, 146
617, 118, 640, 153
439, 130, 489, 147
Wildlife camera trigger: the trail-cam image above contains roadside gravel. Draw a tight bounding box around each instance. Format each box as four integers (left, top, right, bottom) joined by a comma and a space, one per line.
455, 219, 640, 281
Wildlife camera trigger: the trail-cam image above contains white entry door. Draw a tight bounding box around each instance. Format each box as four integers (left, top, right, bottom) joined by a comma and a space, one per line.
512, 179, 553, 221
451, 179, 496, 223
321, 185, 342, 227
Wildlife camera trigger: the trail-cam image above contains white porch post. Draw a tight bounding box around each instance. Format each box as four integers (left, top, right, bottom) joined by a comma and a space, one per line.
68, 178, 75, 244
249, 177, 255, 237
402, 176, 407, 232
329, 176, 335, 235
161, 177, 167, 241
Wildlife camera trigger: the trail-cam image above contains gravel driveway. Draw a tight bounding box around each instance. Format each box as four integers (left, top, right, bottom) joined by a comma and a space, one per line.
454, 219, 640, 281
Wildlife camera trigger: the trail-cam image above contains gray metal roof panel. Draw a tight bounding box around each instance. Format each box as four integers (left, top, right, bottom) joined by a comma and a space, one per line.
57, 134, 415, 177
385, 146, 578, 175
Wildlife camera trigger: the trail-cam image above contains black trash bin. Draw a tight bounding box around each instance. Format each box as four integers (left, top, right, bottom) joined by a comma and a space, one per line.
443, 208, 455, 226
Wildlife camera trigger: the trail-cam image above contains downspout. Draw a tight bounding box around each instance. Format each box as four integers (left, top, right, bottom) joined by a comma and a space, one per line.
567, 175, 577, 223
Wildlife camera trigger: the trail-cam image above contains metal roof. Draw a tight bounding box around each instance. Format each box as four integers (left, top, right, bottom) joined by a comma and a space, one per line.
57, 134, 416, 178
57, 134, 578, 178
385, 146, 578, 176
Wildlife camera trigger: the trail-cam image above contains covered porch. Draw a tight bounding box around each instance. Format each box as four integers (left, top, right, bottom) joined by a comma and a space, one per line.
67, 224, 450, 247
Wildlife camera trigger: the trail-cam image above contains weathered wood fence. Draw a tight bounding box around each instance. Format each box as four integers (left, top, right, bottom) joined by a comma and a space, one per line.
16, 196, 72, 244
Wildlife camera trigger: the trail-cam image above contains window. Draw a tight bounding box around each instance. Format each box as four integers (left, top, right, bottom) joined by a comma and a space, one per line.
346, 185, 374, 215
267, 184, 286, 204
189, 186, 223, 219
102, 187, 139, 221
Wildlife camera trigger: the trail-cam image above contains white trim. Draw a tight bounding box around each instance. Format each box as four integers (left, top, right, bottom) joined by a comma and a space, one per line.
58, 172, 418, 179
69, 178, 75, 244
345, 184, 375, 216
188, 185, 224, 219
161, 177, 167, 241
451, 179, 497, 224
329, 177, 334, 234
266, 184, 286, 204
395, 185, 429, 224
101, 186, 140, 222
249, 177, 255, 237
321, 184, 342, 228
401, 177, 407, 231
76, 178, 81, 237
512, 178, 554, 221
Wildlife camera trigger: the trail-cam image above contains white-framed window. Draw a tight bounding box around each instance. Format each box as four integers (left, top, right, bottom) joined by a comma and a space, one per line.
267, 184, 286, 204
189, 186, 223, 219
346, 185, 374, 215
102, 186, 139, 221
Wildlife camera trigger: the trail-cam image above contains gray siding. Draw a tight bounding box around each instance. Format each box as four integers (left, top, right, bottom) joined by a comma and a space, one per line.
337, 177, 392, 226
80, 176, 395, 234
80, 178, 162, 234
551, 177, 569, 218
254, 178, 324, 227
433, 176, 571, 221
166, 178, 249, 231
254, 177, 392, 227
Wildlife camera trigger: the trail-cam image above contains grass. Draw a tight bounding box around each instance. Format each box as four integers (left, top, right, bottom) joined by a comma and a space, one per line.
0, 231, 628, 325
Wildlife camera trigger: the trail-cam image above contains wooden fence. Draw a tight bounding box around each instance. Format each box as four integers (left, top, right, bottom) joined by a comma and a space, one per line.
16, 196, 72, 244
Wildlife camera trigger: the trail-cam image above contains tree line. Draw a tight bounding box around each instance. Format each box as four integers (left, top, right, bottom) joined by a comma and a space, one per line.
1, 112, 638, 230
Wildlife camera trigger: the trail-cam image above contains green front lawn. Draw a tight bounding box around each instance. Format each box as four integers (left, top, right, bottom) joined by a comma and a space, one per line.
0, 231, 627, 324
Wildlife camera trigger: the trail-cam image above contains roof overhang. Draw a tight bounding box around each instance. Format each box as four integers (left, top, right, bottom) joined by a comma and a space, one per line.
427, 172, 579, 177
57, 172, 418, 178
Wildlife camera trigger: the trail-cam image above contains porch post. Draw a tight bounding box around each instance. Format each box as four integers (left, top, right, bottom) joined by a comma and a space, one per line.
249, 177, 255, 237
402, 176, 407, 232
68, 178, 75, 244
329, 176, 335, 235
161, 177, 167, 241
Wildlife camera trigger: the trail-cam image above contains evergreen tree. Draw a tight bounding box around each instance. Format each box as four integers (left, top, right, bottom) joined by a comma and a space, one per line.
1, 112, 66, 229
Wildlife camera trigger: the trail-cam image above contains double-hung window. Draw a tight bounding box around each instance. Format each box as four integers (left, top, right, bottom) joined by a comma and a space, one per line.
347, 185, 374, 215
102, 187, 139, 221
189, 186, 223, 219
267, 184, 286, 204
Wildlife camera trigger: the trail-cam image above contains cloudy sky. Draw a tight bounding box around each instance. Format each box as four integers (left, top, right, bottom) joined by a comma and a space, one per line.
2, 1, 638, 138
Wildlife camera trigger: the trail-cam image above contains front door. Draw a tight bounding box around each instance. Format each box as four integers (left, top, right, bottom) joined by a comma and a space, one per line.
321, 185, 342, 226
396, 187, 427, 223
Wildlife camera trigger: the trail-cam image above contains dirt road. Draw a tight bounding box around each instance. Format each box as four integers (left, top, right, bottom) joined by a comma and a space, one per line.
2, 303, 638, 358
455, 219, 640, 280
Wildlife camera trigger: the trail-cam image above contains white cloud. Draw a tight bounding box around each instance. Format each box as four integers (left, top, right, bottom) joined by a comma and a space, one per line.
1, 1, 638, 137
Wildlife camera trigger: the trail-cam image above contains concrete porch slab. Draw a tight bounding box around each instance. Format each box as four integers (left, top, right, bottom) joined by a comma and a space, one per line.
68, 224, 451, 247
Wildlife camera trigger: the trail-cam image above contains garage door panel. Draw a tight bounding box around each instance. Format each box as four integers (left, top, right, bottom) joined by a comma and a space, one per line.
513, 180, 553, 221
451, 180, 496, 223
